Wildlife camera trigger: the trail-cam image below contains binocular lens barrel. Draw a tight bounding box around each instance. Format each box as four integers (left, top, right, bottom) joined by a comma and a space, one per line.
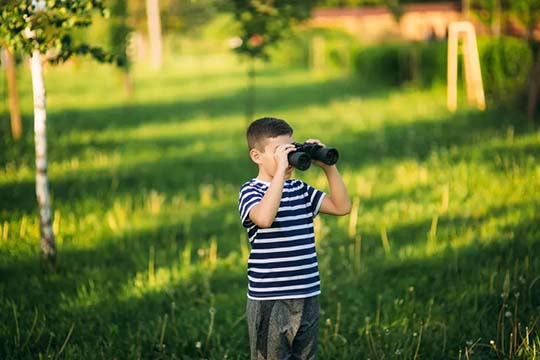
314, 147, 339, 165
288, 152, 311, 171
288, 143, 339, 171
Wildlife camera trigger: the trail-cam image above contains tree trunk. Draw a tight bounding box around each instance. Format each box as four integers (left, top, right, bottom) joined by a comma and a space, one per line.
491, 0, 501, 36
528, 47, 539, 126
3, 47, 22, 141
146, 0, 162, 70
246, 56, 255, 123
123, 69, 133, 97
30, 49, 56, 264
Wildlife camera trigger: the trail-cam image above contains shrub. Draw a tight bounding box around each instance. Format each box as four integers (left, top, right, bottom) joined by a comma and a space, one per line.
351, 36, 532, 106
478, 36, 532, 105
352, 41, 446, 86
269, 27, 359, 70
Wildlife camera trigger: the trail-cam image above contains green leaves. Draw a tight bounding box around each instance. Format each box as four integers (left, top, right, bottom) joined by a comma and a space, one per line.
0, 0, 116, 64
225, 0, 317, 60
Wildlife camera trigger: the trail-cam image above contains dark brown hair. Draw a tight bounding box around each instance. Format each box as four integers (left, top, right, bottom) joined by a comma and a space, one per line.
246, 117, 293, 150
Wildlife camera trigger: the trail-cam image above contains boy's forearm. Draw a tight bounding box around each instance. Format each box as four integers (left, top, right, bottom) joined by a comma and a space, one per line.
249, 173, 286, 228
324, 166, 351, 214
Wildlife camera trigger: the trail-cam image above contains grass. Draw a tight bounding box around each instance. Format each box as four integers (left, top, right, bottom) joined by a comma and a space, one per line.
0, 52, 539, 359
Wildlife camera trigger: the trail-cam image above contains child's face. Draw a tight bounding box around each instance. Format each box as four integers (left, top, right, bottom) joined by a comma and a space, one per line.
254, 134, 295, 180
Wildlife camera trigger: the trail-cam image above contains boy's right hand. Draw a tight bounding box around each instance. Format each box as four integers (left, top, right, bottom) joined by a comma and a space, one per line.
274, 143, 296, 174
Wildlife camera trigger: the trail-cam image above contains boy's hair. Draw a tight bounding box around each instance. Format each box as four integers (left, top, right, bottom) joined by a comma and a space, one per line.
247, 117, 293, 151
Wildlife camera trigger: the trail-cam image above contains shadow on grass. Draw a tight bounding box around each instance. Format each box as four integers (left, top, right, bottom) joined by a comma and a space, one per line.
53, 73, 387, 134
0, 203, 249, 357
1, 101, 533, 217
0, 199, 245, 305
1, 200, 537, 358
336, 106, 532, 168
319, 214, 540, 358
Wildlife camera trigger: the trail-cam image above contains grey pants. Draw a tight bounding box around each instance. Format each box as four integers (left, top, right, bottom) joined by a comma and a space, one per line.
246, 296, 319, 360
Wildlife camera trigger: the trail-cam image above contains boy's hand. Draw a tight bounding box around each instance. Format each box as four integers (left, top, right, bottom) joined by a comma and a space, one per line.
274, 143, 296, 174
305, 139, 332, 169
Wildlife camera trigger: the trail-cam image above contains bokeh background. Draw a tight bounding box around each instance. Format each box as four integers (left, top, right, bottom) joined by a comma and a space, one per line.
1, 0, 539, 358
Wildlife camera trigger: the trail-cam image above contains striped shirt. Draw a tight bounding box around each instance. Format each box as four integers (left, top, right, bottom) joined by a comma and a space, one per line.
238, 178, 326, 300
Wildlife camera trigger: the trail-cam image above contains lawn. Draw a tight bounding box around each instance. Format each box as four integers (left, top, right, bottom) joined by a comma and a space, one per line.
0, 53, 539, 359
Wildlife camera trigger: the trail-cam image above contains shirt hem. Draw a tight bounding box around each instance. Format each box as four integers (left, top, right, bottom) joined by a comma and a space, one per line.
247, 290, 321, 301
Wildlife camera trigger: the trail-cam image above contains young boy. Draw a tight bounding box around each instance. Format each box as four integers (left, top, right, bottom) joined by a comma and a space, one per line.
238, 117, 351, 359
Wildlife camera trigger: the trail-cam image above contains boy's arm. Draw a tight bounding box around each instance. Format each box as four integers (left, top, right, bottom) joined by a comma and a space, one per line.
248, 144, 295, 228
319, 165, 351, 216
306, 139, 351, 216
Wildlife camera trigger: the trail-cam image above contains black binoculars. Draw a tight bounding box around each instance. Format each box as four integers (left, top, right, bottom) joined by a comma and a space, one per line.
288, 142, 339, 171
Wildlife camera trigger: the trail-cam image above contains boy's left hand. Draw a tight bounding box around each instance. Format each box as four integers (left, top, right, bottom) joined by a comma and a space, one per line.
305, 138, 333, 169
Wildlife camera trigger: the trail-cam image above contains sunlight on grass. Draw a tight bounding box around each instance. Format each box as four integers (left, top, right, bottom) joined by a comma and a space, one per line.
1, 53, 538, 358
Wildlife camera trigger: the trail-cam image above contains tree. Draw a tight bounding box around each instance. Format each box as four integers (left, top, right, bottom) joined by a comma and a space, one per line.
1, 47, 22, 141
127, 0, 219, 36
223, 0, 317, 121
109, 0, 133, 96
510, 0, 540, 124
384, 0, 403, 24
146, 0, 163, 70
0, 0, 116, 265
472, 0, 502, 35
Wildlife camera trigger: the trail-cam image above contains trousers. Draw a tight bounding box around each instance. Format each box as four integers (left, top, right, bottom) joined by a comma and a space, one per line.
246, 295, 319, 360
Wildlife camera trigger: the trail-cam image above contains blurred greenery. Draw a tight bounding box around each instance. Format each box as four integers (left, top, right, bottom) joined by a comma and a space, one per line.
0, 47, 539, 359
351, 37, 532, 106
270, 27, 358, 70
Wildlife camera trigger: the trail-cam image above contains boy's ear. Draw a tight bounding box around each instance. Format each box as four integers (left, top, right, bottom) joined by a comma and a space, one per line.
249, 148, 262, 164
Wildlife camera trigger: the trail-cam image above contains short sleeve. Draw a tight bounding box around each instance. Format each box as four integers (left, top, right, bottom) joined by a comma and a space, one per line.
304, 182, 326, 217
238, 186, 263, 228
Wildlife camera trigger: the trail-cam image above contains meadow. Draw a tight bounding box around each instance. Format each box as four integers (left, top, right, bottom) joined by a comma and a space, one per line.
0, 52, 539, 359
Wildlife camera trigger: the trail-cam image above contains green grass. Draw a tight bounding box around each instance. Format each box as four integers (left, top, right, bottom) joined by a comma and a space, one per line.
0, 53, 539, 359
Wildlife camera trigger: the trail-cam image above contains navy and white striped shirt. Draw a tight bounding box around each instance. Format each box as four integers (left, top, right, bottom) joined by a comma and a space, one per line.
238, 178, 326, 300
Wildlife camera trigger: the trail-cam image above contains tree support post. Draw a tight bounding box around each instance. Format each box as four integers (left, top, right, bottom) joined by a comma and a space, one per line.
447, 21, 485, 112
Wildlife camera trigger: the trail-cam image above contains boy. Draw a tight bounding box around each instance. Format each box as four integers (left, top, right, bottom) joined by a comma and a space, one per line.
238, 117, 351, 359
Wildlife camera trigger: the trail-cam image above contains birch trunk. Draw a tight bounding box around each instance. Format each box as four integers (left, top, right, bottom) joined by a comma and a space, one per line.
146, 0, 162, 70
3, 47, 22, 141
30, 49, 56, 263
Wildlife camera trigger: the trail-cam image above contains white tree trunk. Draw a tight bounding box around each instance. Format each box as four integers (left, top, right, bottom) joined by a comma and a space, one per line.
30, 49, 56, 262
146, 0, 162, 70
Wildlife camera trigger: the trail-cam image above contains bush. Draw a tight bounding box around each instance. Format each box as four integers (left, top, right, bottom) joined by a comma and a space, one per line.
352, 41, 446, 86
351, 36, 532, 106
478, 36, 532, 105
269, 27, 359, 70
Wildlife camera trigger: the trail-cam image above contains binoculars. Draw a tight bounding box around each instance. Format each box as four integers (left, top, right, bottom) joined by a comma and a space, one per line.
288, 142, 339, 171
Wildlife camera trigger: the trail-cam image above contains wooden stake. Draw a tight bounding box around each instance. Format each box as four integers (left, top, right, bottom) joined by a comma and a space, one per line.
348, 197, 360, 239
2, 221, 8, 241
447, 21, 485, 112
380, 224, 390, 255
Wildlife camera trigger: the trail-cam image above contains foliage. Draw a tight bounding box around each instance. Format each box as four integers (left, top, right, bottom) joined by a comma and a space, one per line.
352, 41, 445, 86
352, 37, 532, 107
316, 0, 453, 6
269, 27, 358, 70
222, 0, 318, 60
471, 0, 540, 40
470, 0, 501, 31
0, 0, 116, 64
126, 0, 219, 35
478, 36, 532, 103
508, 0, 540, 39
108, 0, 131, 69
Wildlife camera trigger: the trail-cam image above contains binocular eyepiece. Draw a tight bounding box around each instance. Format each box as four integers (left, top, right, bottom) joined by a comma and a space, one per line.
288, 142, 339, 171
